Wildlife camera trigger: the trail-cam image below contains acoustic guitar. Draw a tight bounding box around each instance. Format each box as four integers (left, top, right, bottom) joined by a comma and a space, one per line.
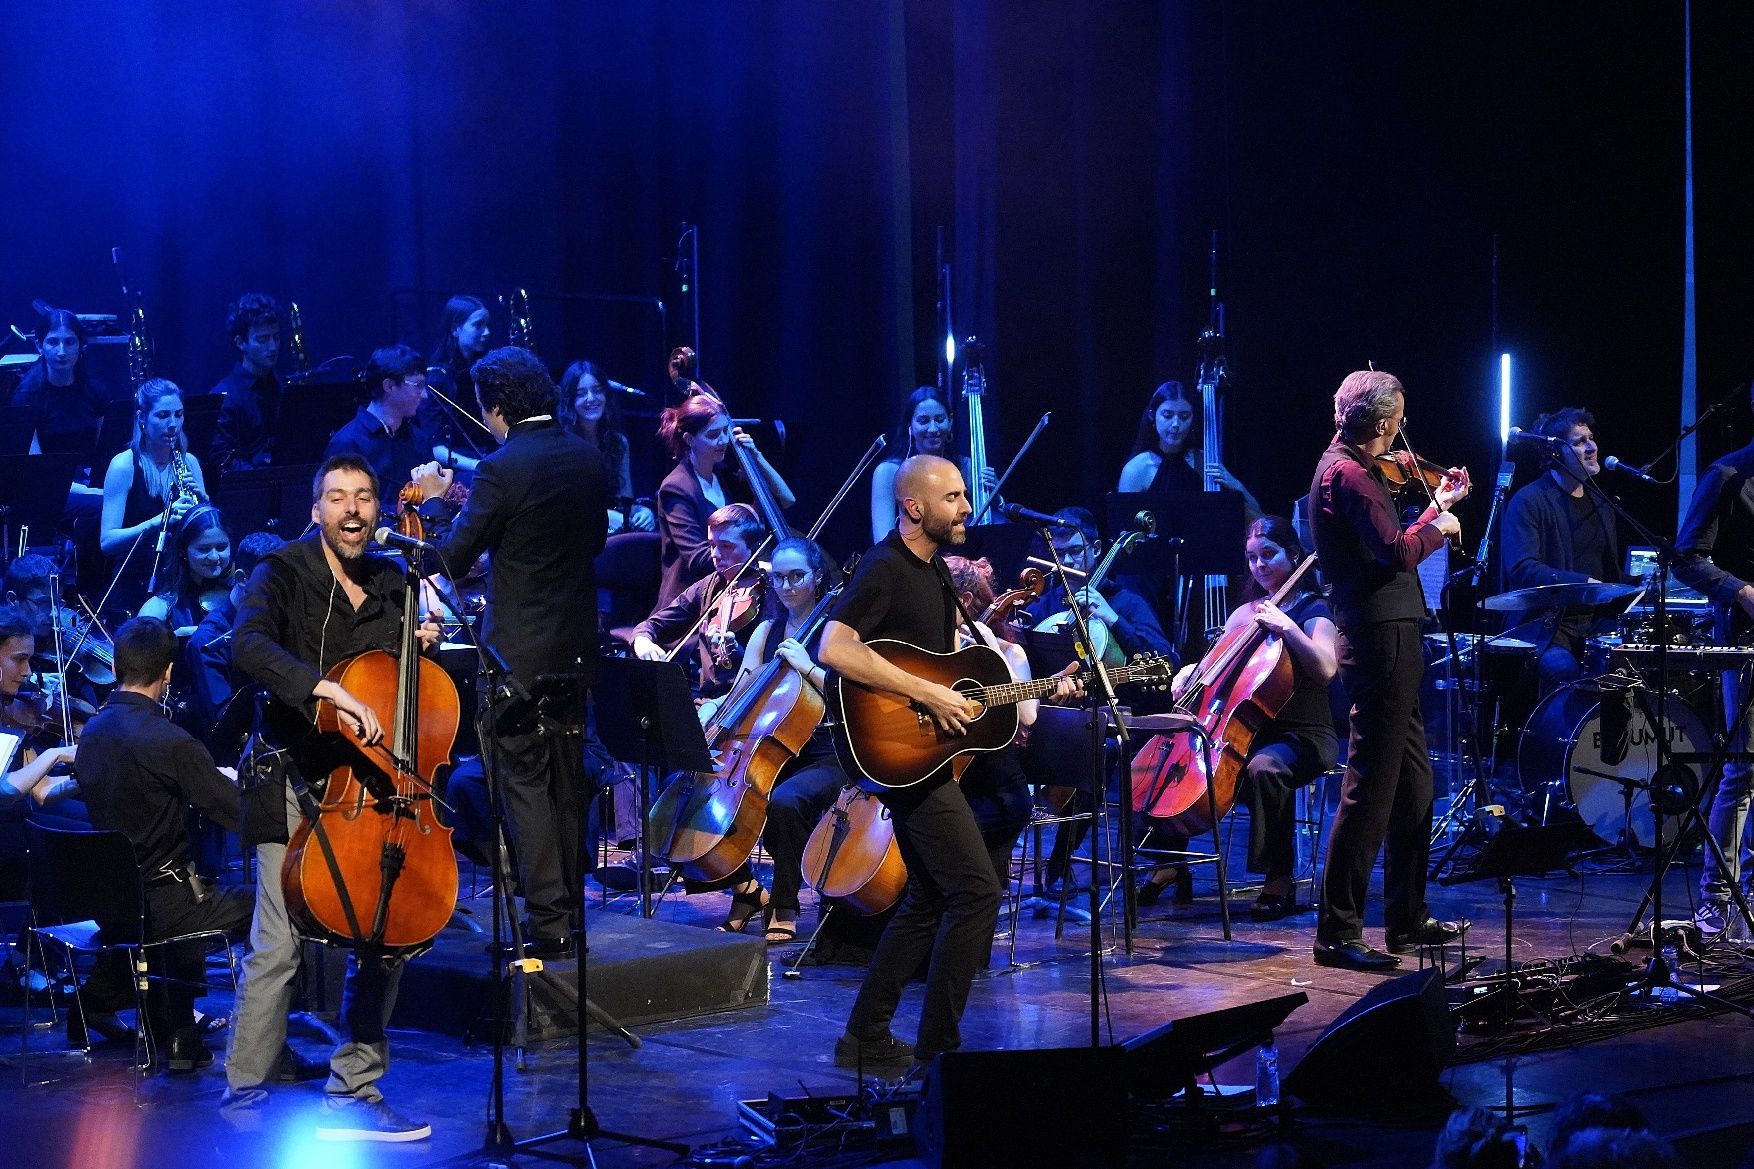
828, 640, 1174, 790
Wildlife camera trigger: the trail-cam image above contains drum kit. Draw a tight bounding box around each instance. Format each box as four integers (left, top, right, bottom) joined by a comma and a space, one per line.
1431, 578, 1749, 857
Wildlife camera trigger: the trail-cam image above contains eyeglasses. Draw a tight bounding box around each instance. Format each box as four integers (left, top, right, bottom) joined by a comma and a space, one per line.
768, 569, 813, 588
1052, 542, 1091, 559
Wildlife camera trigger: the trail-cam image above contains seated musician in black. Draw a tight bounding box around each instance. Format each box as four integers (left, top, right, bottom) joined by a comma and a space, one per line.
1135, 516, 1339, 921
186, 531, 284, 766
707, 537, 853, 944
225, 454, 440, 1141
820, 455, 1076, 1073
1501, 407, 1622, 695
323, 345, 444, 500
11, 306, 109, 482
209, 293, 284, 473
75, 617, 256, 1072
631, 503, 766, 700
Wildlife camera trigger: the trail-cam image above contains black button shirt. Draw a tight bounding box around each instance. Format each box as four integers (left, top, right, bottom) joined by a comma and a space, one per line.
77, 690, 241, 880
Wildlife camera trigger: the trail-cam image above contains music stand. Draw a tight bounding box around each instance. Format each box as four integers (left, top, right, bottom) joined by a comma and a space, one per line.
591, 656, 714, 920
1108, 491, 1245, 647
0, 408, 34, 456
0, 453, 78, 550
1437, 820, 1596, 1040
273, 381, 363, 464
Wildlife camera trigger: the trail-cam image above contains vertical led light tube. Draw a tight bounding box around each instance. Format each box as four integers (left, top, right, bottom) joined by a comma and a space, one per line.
1499, 353, 1512, 455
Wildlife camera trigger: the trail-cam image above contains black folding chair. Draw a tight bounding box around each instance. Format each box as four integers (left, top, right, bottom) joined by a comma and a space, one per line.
19, 823, 240, 1092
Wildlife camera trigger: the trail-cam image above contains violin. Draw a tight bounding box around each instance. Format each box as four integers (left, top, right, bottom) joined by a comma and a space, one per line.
981, 567, 1046, 629
702, 577, 766, 668
1375, 449, 1469, 550
1375, 449, 1463, 494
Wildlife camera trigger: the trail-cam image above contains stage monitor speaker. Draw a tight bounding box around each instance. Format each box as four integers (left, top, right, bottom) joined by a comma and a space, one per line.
1284, 966, 1456, 1111
1122, 990, 1308, 1100
914, 1046, 1125, 1169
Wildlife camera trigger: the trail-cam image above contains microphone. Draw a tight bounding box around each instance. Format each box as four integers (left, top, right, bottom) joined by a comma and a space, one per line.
1506, 426, 1564, 452
1603, 456, 1660, 484
606, 378, 649, 398
373, 527, 438, 555
996, 502, 1078, 529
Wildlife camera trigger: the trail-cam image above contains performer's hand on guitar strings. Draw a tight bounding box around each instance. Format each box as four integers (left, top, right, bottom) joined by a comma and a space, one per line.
1049, 662, 1083, 703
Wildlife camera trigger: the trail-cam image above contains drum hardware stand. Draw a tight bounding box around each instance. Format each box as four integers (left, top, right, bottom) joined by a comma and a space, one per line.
1429, 460, 1513, 880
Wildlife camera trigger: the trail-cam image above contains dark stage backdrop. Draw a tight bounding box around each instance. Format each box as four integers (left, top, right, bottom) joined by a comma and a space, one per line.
4, 3, 1750, 562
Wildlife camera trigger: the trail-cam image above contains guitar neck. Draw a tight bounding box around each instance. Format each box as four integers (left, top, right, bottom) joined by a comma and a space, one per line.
972, 659, 1155, 710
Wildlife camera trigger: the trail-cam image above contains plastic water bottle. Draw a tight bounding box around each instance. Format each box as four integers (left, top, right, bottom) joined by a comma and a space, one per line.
1255, 1040, 1281, 1108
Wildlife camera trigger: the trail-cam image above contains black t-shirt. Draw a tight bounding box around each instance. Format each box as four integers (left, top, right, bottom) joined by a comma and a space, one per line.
829, 531, 958, 654
1565, 493, 1617, 586
1266, 590, 1340, 756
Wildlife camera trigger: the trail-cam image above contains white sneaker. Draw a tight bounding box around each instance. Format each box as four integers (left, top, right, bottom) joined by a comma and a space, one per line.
315, 1096, 432, 1142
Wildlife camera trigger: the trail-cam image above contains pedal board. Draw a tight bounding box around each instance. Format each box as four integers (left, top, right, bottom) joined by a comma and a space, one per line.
1449, 953, 1638, 1032
738, 1082, 923, 1148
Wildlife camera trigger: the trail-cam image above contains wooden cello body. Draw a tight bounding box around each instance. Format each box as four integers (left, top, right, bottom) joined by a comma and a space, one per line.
646, 656, 824, 883
801, 786, 907, 915
282, 486, 459, 952
1129, 557, 1317, 835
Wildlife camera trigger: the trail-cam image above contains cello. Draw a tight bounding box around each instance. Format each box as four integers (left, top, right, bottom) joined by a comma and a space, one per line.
282, 484, 459, 951
1128, 554, 1319, 834
645, 581, 841, 883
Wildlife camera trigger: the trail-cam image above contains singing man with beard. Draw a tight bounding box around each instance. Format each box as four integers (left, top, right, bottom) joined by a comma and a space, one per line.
222, 453, 442, 1142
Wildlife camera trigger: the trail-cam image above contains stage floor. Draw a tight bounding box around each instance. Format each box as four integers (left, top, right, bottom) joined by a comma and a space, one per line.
6, 843, 1754, 1169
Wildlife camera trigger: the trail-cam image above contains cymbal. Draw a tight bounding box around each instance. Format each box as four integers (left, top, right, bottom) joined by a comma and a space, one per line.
1424, 631, 1537, 654
1481, 582, 1640, 612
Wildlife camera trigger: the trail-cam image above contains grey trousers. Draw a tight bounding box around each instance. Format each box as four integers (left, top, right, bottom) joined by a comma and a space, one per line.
225, 782, 403, 1100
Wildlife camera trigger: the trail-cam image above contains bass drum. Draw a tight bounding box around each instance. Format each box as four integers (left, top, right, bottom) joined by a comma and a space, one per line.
1518, 684, 1709, 849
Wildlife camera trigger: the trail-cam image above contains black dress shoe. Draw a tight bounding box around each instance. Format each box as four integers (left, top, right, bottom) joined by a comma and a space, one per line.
1136, 866, 1194, 907
1313, 939, 1402, 971
1386, 917, 1471, 954
165, 1027, 214, 1073
67, 1009, 135, 1048
486, 933, 576, 960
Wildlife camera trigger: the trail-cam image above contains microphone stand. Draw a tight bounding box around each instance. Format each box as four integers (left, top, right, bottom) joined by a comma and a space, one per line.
1633, 380, 1745, 480
1033, 525, 1129, 1050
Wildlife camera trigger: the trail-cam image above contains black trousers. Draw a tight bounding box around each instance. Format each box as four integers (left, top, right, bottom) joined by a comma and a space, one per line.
846, 777, 1001, 1061
90, 879, 255, 1040
493, 715, 584, 939
762, 738, 851, 915
1318, 619, 1435, 944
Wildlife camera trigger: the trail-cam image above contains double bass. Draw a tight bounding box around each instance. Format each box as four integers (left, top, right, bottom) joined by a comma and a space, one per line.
282, 485, 459, 951
1129, 554, 1320, 834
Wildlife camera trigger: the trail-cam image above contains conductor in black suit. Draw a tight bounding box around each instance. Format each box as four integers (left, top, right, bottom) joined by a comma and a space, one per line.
415, 346, 609, 954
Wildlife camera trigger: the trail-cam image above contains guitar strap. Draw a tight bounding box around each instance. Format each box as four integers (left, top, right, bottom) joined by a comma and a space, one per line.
931, 555, 984, 649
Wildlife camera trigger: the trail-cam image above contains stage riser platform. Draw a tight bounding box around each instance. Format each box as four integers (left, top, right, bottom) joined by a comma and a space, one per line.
394, 908, 768, 1040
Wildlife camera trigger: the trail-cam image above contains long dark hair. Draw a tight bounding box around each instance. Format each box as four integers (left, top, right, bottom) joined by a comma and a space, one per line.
558, 360, 627, 462
1129, 380, 1202, 458
888, 385, 954, 461
430, 295, 488, 370
29, 306, 90, 385
152, 504, 231, 618
1238, 515, 1316, 603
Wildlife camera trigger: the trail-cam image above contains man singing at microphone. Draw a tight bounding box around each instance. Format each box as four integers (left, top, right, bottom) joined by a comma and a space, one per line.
1502, 408, 1624, 695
